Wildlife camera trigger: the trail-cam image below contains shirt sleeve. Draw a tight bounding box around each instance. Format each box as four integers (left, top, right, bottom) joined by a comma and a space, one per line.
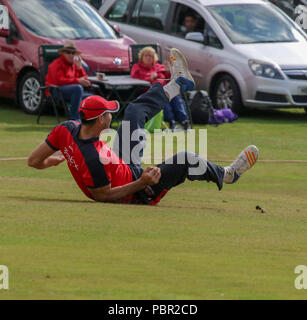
130, 63, 140, 79
83, 141, 111, 189
155, 63, 169, 86
45, 125, 61, 151
75, 66, 87, 78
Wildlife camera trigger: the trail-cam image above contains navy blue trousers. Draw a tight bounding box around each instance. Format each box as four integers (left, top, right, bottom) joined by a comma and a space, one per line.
53, 84, 91, 120
164, 95, 188, 123
113, 83, 225, 204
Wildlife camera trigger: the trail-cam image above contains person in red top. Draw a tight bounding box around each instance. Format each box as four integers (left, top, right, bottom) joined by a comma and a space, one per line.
28, 49, 258, 204
131, 46, 190, 131
130, 47, 170, 86
46, 41, 92, 121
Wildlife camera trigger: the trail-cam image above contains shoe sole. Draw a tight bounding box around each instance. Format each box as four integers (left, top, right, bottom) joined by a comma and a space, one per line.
170, 48, 195, 84
226, 145, 258, 184
242, 145, 259, 169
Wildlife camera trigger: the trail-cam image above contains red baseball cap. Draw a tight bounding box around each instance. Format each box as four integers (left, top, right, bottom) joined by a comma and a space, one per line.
79, 95, 120, 121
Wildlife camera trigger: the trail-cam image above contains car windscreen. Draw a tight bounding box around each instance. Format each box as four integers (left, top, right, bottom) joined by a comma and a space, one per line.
207, 3, 306, 44
9, 0, 117, 40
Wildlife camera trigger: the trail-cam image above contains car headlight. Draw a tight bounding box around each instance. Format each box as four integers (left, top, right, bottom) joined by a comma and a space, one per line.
248, 60, 284, 80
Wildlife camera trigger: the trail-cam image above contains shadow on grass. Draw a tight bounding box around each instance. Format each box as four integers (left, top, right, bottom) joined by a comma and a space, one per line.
158, 204, 224, 211
8, 195, 93, 204
8, 195, 224, 210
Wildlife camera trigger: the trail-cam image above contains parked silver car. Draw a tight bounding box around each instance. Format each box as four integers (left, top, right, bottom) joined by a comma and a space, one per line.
93, 0, 307, 113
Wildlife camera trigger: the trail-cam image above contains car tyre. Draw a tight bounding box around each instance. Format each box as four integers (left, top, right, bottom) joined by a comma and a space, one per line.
18, 71, 43, 114
212, 74, 244, 114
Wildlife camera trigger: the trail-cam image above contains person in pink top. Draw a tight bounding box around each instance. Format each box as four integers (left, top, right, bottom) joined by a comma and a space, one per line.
131, 46, 190, 131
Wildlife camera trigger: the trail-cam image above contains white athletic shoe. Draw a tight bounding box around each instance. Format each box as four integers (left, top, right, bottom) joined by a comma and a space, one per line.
169, 48, 195, 84
163, 48, 195, 100
223, 145, 259, 184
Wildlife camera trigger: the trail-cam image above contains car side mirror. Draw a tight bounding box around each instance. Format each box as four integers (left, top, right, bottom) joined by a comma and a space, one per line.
0, 5, 9, 38
113, 24, 121, 33
185, 32, 205, 44
110, 23, 122, 38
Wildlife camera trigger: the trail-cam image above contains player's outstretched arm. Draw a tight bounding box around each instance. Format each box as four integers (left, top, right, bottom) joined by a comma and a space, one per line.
89, 167, 161, 203
28, 142, 65, 170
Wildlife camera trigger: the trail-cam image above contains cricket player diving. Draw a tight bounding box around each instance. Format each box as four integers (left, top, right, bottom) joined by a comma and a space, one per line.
28, 48, 259, 205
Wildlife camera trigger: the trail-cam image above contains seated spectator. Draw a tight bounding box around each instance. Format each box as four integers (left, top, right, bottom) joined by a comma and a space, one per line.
179, 13, 198, 38
46, 42, 92, 121
131, 46, 190, 131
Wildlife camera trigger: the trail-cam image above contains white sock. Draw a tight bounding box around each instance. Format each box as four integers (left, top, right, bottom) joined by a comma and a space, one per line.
163, 79, 180, 101
223, 166, 235, 183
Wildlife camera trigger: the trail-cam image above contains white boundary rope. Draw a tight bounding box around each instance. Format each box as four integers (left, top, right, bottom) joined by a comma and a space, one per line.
0, 157, 307, 164
212, 159, 307, 163
0, 157, 27, 161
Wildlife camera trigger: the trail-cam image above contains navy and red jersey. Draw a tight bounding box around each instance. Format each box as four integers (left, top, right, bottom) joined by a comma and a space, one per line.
45, 121, 133, 202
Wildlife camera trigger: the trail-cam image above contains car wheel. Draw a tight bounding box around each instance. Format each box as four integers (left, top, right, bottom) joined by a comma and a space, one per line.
212, 75, 244, 114
18, 71, 43, 114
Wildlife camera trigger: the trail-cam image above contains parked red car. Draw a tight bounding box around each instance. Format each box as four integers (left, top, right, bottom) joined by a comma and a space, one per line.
0, 0, 135, 114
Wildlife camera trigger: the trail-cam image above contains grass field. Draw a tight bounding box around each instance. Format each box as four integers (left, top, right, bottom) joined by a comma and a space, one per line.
0, 100, 307, 300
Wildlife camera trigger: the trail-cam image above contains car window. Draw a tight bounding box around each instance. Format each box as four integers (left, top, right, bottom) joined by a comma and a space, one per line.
269, 0, 296, 19
171, 3, 222, 48
9, 17, 21, 40
208, 3, 306, 44
171, 4, 205, 36
0, 1, 22, 40
8, 0, 118, 40
204, 25, 223, 49
130, 0, 143, 24
105, 0, 130, 22
131, 0, 170, 31
89, 0, 103, 10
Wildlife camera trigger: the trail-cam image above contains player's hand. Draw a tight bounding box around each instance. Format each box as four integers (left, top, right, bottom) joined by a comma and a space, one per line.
47, 153, 65, 167
140, 166, 161, 186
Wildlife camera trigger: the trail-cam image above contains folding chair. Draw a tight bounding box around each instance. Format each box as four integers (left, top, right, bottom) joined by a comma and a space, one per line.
128, 44, 193, 128
37, 45, 70, 124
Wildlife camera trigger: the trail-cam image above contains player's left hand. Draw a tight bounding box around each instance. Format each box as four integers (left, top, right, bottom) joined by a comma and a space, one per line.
141, 166, 161, 185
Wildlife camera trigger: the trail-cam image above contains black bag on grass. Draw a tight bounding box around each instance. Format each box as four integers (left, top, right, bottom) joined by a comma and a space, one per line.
188, 90, 215, 124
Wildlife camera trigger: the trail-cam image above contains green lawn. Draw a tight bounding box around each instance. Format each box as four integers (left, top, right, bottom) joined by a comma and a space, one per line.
0, 101, 307, 300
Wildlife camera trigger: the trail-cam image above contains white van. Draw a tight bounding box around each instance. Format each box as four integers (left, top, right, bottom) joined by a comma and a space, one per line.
97, 0, 307, 113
